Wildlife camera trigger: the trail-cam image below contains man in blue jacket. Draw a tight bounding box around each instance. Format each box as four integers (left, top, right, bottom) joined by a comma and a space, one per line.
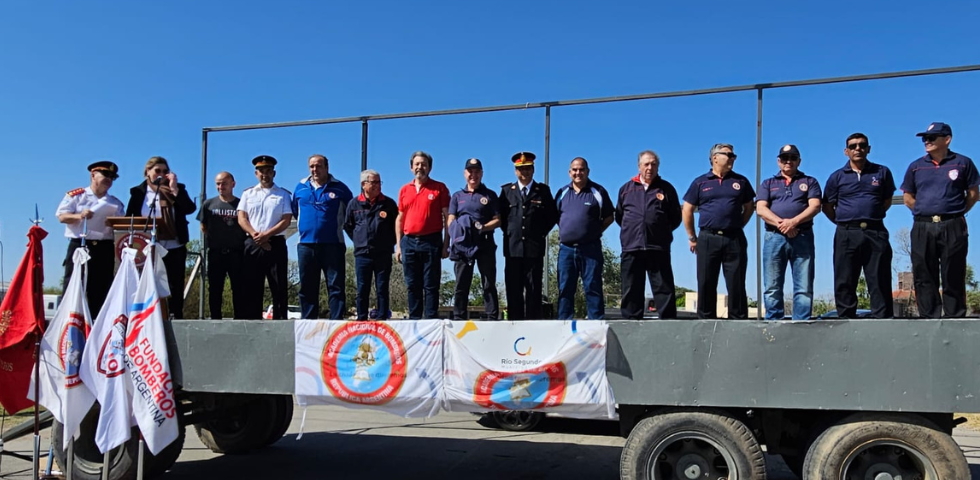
292, 154, 353, 319
615, 150, 681, 319
344, 169, 398, 320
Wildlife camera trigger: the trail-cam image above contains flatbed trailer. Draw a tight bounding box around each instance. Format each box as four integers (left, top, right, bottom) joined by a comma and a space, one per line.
49, 318, 978, 480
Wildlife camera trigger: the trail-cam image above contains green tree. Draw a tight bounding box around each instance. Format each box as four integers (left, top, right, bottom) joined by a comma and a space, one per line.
856, 274, 871, 310
545, 231, 621, 318
675, 286, 694, 309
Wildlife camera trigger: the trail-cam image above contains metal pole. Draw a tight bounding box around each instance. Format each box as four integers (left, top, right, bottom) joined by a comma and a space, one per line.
543, 106, 551, 307
360, 120, 368, 172
198, 130, 208, 319
755, 88, 763, 320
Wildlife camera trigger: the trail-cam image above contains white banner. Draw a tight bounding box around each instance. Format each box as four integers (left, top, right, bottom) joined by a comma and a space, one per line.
443, 320, 615, 419
295, 320, 443, 418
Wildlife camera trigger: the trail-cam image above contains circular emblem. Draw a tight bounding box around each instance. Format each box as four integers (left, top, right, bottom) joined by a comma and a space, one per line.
379, 211, 387, 219
427, 194, 434, 200
321, 322, 407, 405
474, 221, 483, 230
116, 232, 152, 268
479, 197, 488, 205
473, 362, 568, 410
96, 315, 129, 378
799, 183, 808, 192
656, 192, 665, 201
733, 183, 741, 191
782, 145, 792, 152
949, 169, 959, 181
59, 313, 88, 388
328, 192, 336, 199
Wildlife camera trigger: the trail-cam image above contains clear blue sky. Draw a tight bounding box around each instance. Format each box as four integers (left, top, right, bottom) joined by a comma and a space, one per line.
2, 0, 980, 305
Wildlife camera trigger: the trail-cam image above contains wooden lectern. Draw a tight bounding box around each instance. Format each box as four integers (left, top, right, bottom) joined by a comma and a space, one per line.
105, 216, 171, 319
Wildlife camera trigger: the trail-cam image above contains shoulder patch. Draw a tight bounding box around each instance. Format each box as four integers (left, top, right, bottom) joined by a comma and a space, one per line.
67, 187, 85, 197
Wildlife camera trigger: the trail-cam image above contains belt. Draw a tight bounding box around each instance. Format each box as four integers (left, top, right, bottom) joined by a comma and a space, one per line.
764, 225, 812, 233
405, 232, 442, 239
561, 240, 599, 248
914, 213, 963, 223
837, 220, 884, 230
69, 238, 112, 246
701, 229, 742, 237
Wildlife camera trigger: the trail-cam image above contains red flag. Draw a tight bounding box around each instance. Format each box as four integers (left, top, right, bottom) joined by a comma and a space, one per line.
0, 225, 46, 414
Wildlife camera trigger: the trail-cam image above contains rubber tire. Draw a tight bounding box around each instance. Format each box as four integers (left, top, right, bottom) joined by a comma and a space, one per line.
52, 416, 185, 480
619, 409, 767, 480
490, 411, 544, 432
193, 395, 277, 454
802, 413, 969, 480
260, 394, 294, 447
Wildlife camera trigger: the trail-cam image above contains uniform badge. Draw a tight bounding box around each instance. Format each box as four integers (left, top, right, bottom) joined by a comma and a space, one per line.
379, 211, 387, 219
328, 192, 336, 199
782, 145, 792, 152
479, 197, 488, 205
733, 183, 741, 191
656, 192, 665, 201
928, 123, 937, 131
871, 176, 880, 186
949, 169, 959, 180
511, 185, 517, 190
427, 193, 434, 200
799, 183, 808, 192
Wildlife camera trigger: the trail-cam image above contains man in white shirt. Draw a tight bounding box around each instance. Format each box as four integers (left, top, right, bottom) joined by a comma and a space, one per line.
237, 155, 293, 320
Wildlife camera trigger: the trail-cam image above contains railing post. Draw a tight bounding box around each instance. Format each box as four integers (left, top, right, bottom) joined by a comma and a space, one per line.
543, 105, 551, 303
755, 88, 764, 319
361, 120, 368, 172
199, 130, 208, 319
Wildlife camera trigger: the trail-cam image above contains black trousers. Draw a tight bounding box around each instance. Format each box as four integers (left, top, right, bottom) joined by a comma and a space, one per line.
911, 218, 969, 318
504, 256, 544, 320
832, 225, 893, 318
453, 239, 499, 320
162, 246, 187, 320
621, 250, 676, 319
696, 230, 748, 319
242, 236, 288, 320
63, 239, 115, 317
207, 247, 245, 319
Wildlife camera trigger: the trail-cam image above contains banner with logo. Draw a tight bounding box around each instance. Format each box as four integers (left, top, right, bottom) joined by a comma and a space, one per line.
443, 320, 615, 419
295, 320, 443, 418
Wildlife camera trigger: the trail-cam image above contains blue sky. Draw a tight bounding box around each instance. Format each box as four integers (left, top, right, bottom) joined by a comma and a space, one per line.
2, 1, 980, 304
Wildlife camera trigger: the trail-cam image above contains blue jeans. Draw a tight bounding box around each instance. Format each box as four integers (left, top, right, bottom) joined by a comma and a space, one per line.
401, 234, 442, 319
557, 242, 604, 320
297, 243, 347, 319
355, 254, 392, 320
763, 230, 815, 320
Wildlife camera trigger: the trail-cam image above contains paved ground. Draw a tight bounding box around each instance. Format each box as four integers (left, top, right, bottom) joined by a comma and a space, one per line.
3, 406, 980, 479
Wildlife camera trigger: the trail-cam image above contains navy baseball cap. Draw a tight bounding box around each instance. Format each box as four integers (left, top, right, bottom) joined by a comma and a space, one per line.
916, 122, 952, 137
464, 158, 483, 170
777, 144, 800, 158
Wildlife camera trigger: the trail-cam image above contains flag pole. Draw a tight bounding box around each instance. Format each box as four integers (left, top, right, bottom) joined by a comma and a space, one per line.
64, 219, 88, 480
136, 209, 157, 480
30, 204, 44, 480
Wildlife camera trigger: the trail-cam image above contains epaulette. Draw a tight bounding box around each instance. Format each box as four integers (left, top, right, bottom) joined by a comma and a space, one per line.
501, 182, 514, 189
67, 187, 85, 197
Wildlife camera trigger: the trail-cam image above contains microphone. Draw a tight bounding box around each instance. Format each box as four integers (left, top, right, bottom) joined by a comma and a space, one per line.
152, 176, 164, 186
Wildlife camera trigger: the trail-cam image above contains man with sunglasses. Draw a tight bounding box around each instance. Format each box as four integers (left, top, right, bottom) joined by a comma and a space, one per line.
448, 158, 500, 320
292, 154, 353, 319
822, 133, 896, 319
756, 145, 822, 320
901, 122, 980, 318
682, 144, 756, 319
344, 169, 398, 320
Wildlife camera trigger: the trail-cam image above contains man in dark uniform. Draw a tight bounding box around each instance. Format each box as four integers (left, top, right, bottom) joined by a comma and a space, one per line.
448, 158, 500, 320
901, 122, 980, 318
682, 143, 755, 319
237, 155, 293, 320
56, 161, 125, 316
822, 133, 896, 318
615, 150, 681, 320
198, 171, 247, 319
499, 152, 557, 320
345, 169, 399, 320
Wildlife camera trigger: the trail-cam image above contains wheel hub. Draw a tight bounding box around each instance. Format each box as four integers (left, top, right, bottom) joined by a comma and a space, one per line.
648, 432, 736, 480
843, 441, 935, 480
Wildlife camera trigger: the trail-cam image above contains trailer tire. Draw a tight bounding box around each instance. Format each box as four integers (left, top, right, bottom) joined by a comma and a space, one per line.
52, 414, 185, 480
619, 410, 766, 480
194, 395, 276, 453
802, 413, 968, 480
490, 411, 544, 432
261, 394, 294, 446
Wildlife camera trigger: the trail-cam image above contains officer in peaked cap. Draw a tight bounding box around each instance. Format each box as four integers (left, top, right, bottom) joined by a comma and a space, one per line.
498, 151, 558, 319
55, 160, 125, 316
237, 154, 294, 319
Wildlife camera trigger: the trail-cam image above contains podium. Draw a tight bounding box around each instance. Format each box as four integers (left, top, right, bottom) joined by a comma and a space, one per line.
106, 216, 155, 268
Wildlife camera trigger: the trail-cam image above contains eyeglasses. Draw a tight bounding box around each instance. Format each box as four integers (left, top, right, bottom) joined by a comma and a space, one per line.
363, 180, 381, 185
921, 135, 946, 143
778, 156, 800, 163
846, 142, 869, 150
714, 152, 737, 160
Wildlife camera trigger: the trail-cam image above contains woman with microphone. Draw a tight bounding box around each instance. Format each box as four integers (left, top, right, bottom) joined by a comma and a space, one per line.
127, 156, 197, 318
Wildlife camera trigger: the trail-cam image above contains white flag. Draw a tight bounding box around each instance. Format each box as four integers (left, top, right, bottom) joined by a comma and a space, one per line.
29, 247, 97, 449
125, 252, 178, 455
80, 247, 139, 453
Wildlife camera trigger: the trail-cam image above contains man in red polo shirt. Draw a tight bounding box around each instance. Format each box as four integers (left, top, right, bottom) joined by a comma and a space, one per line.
395, 150, 451, 319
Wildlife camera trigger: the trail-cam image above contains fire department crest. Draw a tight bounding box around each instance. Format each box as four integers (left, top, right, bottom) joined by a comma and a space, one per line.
328, 192, 336, 199
427, 194, 434, 200
733, 183, 741, 191
479, 197, 488, 205
799, 183, 808, 192
949, 169, 959, 181
656, 192, 664, 201
0, 310, 11, 336
379, 211, 387, 219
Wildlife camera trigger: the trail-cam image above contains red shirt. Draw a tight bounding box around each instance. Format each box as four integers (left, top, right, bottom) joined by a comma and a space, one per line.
398, 179, 450, 236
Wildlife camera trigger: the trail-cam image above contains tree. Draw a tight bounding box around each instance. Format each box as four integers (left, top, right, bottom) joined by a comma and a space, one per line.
675, 286, 694, 309
855, 274, 871, 310
545, 231, 621, 318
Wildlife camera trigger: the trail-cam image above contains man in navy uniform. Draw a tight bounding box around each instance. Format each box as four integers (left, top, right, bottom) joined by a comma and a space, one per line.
901, 122, 980, 318
237, 155, 293, 320
822, 133, 896, 318
56, 161, 125, 316
344, 169, 399, 320
499, 152, 557, 320
555, 157, 614, 320
448, 158, 501, 320
756, 145, 822, 320
615, 150, 681, 319
682, 143, 755, 319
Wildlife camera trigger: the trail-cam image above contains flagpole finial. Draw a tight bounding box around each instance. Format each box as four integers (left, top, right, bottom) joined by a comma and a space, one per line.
30, 204, 43, 226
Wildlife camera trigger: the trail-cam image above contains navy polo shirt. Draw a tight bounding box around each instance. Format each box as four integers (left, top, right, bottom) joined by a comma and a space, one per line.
757, 171, 822, 228
822, 161, 895, 223
449, 184, 499, 225
900, 151, 980, 216
683, 171, 755, 230
556, 181, 614, 245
